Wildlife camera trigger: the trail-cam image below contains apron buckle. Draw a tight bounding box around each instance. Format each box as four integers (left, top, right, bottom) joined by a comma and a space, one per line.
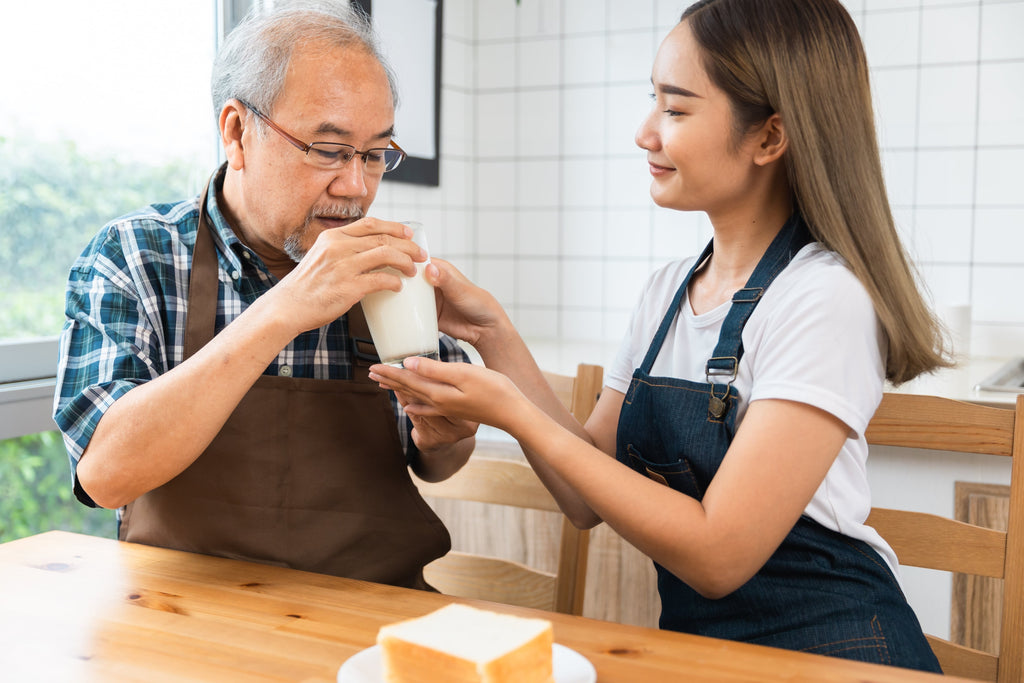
352, 336, 381, 364
705, 356, 738, 383
708, 384, 730, 419
706, 356, 738, 419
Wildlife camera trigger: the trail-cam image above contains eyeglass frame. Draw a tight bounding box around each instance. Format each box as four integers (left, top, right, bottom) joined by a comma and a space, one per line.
238, 99, 407, 173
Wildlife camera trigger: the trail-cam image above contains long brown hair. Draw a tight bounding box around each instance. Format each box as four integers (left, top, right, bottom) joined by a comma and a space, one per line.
682, 0, 951, 384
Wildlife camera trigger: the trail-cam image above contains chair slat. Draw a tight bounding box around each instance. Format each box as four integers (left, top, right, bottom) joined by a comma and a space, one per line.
866, 508, 1006, 577
866, 394, 1015, 456
416, 456, 562, 512
924, 635, 998, 681
423, 551, 557, 611
865, 393, 1022, 682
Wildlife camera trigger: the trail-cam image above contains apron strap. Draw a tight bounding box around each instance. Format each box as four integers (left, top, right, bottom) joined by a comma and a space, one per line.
346, 302, 381, 378
705, 212, 814, 383
639, 239, 714, 374
184, 166, 383, 380
184, 171, 221, 361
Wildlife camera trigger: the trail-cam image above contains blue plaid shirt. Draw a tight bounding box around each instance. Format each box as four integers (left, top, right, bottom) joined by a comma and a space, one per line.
54, 170, 468, 507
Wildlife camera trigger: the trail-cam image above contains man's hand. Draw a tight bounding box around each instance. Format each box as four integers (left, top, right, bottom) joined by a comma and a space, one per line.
397, 389, 477, 483
408, 410, 478, 454
269, 217, 426, 336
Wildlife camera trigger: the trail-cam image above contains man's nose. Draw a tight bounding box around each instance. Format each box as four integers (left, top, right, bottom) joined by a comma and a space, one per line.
328, 159, 369, 198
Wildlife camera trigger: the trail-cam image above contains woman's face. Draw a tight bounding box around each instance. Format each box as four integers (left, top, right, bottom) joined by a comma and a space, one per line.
636, 21, 764, 216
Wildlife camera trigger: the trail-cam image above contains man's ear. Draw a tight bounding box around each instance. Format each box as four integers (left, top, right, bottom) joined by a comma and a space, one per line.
220, 100, 247, 170
753, 113, 788, 167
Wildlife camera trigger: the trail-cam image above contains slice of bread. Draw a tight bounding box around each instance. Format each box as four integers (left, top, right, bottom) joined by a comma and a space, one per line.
378, 603, 555, 683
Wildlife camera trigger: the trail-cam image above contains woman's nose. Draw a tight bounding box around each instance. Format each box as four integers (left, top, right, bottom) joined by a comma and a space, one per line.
635, 110, 659, 152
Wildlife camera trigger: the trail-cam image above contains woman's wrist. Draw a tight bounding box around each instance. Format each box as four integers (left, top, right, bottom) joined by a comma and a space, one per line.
474, 315, 528, 368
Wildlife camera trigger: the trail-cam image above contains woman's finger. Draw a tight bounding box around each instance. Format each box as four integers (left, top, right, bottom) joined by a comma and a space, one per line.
401, 403, 446, 418
370, 360, 463, 405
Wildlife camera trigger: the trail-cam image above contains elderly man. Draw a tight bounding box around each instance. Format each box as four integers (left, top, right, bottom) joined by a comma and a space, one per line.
53, 1, 476, 589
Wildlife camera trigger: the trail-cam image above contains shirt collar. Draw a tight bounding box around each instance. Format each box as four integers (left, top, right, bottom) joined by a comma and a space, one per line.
203, 163, 267, 279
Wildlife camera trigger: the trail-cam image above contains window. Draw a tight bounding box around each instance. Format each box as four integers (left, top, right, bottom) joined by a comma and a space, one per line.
0, 0, 224, 541
0, 0, 219, 344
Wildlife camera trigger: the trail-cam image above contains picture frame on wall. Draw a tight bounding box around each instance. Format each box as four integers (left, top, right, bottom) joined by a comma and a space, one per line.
352, 0, 442, 186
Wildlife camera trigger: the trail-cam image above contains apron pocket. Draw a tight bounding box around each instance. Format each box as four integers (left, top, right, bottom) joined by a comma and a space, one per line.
783, 616, 891, 666
625, 444, 703, 498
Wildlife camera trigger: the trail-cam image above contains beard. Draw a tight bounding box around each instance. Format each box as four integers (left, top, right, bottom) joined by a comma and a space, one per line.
283, 201, 365, 262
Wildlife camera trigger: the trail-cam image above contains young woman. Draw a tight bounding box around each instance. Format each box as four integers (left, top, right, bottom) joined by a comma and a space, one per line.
371, 0, 949, 671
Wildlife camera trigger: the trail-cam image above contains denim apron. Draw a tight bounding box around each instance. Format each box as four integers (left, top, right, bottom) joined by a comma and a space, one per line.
616, 214, 941, 671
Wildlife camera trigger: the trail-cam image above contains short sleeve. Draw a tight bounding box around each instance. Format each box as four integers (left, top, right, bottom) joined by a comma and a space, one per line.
744, 258, 885, 438
53, 228, 166, 505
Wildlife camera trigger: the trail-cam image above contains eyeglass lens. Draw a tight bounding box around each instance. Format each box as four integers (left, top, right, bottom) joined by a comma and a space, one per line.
306, 144, 403, 172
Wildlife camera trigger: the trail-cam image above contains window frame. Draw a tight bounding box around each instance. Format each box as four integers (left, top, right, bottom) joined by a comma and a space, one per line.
0, 337, 60, 440
0, 0, 247, 443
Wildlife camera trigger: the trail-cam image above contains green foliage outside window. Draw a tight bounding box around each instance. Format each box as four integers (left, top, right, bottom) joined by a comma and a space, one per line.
1, 134, 202, 541
0, 432, 115, 543
0, 134, 197, 338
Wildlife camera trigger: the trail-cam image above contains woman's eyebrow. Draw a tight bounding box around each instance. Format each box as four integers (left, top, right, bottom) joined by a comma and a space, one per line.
655, 83, 703, 98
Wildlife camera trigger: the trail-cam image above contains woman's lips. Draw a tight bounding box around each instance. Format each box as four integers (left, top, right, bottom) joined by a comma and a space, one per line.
648, 161, 674, 177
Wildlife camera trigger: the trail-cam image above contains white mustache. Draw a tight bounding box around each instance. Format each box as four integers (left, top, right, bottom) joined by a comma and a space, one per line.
308, 203, 364, 221
284, 203, 365, 263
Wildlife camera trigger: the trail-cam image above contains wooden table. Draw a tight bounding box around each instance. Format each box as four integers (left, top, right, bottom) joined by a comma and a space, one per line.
0, 531, 965, 682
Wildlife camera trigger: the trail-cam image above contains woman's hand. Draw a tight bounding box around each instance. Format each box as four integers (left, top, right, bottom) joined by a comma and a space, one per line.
370, 356, 528, 433
425, 259, 509, 347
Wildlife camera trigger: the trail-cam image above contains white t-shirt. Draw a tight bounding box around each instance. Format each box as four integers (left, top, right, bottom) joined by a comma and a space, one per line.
607, 242, 901, 578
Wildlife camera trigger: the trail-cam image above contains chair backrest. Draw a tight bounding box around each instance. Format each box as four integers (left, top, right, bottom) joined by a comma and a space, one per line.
414, 363, 603, 615
864, 393, 1024, 682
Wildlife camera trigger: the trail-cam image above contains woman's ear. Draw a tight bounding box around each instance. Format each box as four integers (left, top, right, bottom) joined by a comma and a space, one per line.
219, 100, 247, 170
753, 113, 788, 166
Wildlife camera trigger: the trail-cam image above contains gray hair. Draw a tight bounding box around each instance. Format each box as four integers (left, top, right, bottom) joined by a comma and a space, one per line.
210, 0, 399, 124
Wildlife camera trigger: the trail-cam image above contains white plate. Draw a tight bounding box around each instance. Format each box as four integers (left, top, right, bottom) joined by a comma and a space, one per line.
337, 643, 596, 683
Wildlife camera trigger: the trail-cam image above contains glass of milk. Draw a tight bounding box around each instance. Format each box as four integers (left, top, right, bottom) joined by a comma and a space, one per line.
361, 222, 440, 366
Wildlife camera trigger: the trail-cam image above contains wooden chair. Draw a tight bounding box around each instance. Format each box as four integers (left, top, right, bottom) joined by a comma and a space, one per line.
865, 393, 1024, 682
414, 363, 603, 615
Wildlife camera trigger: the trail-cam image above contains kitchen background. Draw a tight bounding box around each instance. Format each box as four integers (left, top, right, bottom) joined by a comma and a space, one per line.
365, 0, 1024, 638
372, 0, 1024, 366
1, 0, 1020, 645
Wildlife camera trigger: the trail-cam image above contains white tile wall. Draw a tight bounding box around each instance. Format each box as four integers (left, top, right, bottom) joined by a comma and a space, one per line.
917, 65, 977, 148
872, 67, 918, 149
517, 209, 561, 257
373, 0, 1024, 357
978, 62, 1024, 146
920, 5, 979, 64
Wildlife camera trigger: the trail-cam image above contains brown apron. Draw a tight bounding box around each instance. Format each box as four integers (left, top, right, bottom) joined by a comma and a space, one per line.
119, 178, 450, 589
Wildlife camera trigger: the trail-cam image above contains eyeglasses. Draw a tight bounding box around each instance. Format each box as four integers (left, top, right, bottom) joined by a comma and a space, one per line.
240, 100, 406, 174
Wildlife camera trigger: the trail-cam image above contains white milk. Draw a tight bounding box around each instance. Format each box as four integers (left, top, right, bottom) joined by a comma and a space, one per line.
362, 262, 439, 365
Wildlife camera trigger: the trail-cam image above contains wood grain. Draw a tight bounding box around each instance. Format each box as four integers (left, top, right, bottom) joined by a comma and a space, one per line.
953, 482, 1010, 655
0, 531, 966, 683
865, 393, 1024, 682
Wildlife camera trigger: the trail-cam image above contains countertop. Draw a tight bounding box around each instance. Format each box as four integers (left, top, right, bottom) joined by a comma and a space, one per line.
466, 339, 1020, 407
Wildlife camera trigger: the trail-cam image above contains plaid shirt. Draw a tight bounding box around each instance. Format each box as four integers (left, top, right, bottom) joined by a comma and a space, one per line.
54, 170, 468, 507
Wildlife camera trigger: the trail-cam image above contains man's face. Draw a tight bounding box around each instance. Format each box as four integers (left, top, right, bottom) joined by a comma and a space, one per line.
235, 42, 396, 262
